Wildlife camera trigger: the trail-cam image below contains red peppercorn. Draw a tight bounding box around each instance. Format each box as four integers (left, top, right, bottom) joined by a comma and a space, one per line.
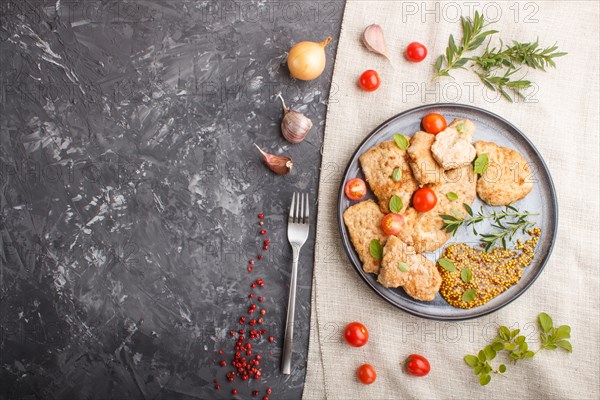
257, 255, 263, 260
252, 390, 259, 396
230, 330, 236, 336
267, 388, 272, 395
220, 360, 226, 367
261, 329, 267, 334
249, 259, 255, 265
260, 229, 266, 235
264, 239, 270, 245
263, 245, 268, 250
257, 318, 264, 324
214, 384, 220, 390
258, 213, 264, 219
246, 350, 252, 355
260, 309, 266, 315
258, 296, 265, 302
251, 283, 257, 288
256, 354, 262, 360
263, 396, 269, 400
239, 317, 246, 324
247, 266, 253, 272
268, 336, 274, 342
249, 293, 254, 299
232, 389, 238, 395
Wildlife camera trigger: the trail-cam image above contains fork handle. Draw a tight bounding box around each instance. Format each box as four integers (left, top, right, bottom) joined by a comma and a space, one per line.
281, 245, 300, 375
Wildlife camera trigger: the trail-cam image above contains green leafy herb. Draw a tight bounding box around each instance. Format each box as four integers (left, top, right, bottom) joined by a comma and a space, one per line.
440, 204, 538, 251
389, 195, 403, 213
462, 288, 476, 302
369, 239, 383, 260
434, 11, 566, 101
473, 153, 489, 174
446, 192, 458, 201
392, 167, 402, 182
464, 313, 572, 385
456, 124, 466, 134
461, 268, 473, 282
397, 262, 409, 272
434, 11, 498, 79
394, 134, 409, 150
438, 258, 457, 272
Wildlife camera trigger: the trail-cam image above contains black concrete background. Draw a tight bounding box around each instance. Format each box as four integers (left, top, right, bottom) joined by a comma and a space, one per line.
0, 1, 344, 398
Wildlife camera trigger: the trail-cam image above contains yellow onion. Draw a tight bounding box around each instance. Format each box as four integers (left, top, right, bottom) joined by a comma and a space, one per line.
287, 37, 332, 81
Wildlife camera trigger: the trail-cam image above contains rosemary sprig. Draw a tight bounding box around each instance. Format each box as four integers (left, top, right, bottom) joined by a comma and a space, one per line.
433, 12, 566, 101
473, 39, 567, 100
434, 11, 498, 79
440, 204, 538, 251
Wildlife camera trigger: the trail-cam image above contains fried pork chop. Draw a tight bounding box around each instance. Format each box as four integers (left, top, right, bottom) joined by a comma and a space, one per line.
474, 141, 534, 205
406, 131, 446, 186
342, 200, 387, 274
378, 236, 441, 301
359, 139, 418, 214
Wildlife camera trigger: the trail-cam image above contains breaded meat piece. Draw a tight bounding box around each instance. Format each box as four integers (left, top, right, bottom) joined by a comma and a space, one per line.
474, 141, 534, 205
342, 200, 387, 274
406, 131, 445, 186
359, 139, 418, 214
431, 126, 477, 170
399, 165, 477, 253
378, 236, 441, 301
449, 118, 476, 142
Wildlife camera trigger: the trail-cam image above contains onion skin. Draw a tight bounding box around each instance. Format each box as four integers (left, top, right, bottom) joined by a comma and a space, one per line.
287, 37, 332, 81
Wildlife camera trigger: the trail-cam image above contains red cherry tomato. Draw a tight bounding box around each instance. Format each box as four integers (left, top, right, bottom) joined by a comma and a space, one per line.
422, 113, 447, 134
405, 354, 430, 377
343, 322, 369, 347
344, 178, 367, 201
412, 188, 437, 212
381, 213, 405, 236
358, 69, 381, 92
357, 364, 377, 384
405, 42, 428, 62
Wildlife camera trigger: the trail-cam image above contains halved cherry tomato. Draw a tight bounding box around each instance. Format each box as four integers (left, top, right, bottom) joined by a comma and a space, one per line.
358, 69, 381, 92
343, 322, 368, 347
412, 188, 437, 212
422, 113, 447, 134
405, 354, 430, 377
344, 178, 367, 201
405, 42, 428, 62
381, 213, 405, 235
357, 364, 377, 384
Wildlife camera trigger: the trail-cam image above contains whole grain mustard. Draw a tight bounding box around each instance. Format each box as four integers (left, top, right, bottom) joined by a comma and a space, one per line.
439, 228, 541, 309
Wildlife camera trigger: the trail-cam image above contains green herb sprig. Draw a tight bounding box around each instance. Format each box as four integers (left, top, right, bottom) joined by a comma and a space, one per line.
434, 12, 566, 101
434, 11, 498, 79
440, 204, 538, 251
465, 313, 572, 386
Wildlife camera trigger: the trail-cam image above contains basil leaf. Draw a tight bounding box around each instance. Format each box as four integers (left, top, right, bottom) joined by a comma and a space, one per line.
461, 267, 473, 282
499, 326, 511, 341
554, 325, 571, 340
491, 342, 504, 352
538, 312, 553, 333
478, 350, 486, 362
464, 355, 479, 367
392, 167, 402, 182
479, 373, 491, 386
456, 123, 466, 134
397, 262, 409, 272
462, 288, 477, 302
474, 153, 489, 174
555, 340, 572, 352
446, 192, 458, 201
483, 345, 496, 360
389, 195, 403, 213
393, 134, 409, 150
438, 258, 457, 272
369, 239, 383, 260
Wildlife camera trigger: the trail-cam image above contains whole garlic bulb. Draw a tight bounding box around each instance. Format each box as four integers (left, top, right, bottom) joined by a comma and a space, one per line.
276, 93, 313, 144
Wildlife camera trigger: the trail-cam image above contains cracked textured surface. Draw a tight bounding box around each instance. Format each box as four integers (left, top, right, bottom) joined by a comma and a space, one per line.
0, 1, 344, 399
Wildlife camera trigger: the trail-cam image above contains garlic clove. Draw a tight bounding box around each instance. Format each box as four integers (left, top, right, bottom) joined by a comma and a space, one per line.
362, 24, 389, 59
276, 93, 313, 144
255, 144, 293, 175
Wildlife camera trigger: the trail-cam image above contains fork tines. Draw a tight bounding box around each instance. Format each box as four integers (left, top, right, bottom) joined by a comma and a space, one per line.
289, 192, 309, 224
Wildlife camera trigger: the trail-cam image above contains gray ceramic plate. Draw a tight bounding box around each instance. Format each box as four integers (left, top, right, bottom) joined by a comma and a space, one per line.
337, 103, 558, 321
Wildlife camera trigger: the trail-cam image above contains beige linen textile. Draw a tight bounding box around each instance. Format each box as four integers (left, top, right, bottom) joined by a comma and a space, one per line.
303, 1, 600, 399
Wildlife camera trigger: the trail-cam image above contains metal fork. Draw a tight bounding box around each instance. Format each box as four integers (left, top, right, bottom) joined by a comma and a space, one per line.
281, 192, 310, 375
